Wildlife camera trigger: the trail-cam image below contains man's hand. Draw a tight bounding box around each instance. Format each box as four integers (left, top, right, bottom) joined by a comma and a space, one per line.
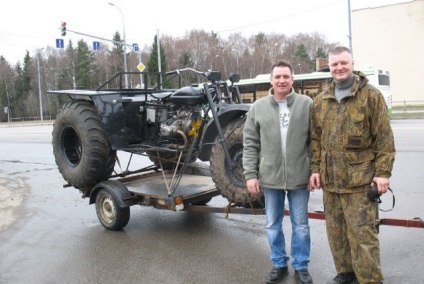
246, 178, 260, 194
371, 177, 390, 195
309, 173, 321, 190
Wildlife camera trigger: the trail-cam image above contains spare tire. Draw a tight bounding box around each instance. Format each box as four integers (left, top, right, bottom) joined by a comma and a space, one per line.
209, 116, 264, 207
52, 100, 116, 190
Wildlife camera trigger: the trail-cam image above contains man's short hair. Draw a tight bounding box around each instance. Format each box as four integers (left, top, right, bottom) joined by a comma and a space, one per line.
271, 60, 293, 75
328, 46, 352, 56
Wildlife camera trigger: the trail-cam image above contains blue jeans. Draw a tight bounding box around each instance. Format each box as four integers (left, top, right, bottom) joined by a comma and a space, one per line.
264, 188, 311, 270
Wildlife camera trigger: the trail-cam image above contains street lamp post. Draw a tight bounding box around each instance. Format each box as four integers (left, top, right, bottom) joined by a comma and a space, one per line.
4, 81, 11, 125
210, 54, 219, 71
109, 2, 128, 88
37, 48, 44, 122
295, 63, 301, 75
347, 0, 353, 55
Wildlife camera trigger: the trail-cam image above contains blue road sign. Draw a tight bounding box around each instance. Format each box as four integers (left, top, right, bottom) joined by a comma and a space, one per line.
133, 43, 139, 52
56, 39, 64, 49
93, 41, 100, 51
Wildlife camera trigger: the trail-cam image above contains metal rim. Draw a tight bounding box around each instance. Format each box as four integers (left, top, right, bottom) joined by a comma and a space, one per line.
225, 142, 244, 187
98, 193, 116, 225
61, 126, 82, 167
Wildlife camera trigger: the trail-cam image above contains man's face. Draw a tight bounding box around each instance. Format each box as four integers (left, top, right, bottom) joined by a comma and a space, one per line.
329, 51, 354, 83
270, 66, 294, 97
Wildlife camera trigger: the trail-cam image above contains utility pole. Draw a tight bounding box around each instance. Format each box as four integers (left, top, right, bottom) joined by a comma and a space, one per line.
5, 81, 11, 125
138, 52, 143, 88
37, 48, 44, 122
109, 3, 129, 88
157, 29, 162, 89
347, 0, 353, 55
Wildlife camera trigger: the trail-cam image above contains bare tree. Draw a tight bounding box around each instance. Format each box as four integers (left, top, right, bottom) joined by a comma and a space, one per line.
0, 29, 339, 121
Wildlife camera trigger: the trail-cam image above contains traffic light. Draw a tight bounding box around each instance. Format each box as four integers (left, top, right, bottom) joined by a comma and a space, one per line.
61, 22, 67, 36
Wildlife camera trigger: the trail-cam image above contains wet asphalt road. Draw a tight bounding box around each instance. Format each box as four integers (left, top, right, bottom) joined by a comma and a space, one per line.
0, 120, 423, 284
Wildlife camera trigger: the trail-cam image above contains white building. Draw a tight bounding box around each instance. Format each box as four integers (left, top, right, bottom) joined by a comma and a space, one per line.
352, 0, 424, 103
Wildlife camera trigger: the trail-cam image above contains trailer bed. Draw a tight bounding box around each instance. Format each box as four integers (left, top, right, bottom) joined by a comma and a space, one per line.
117, 171, 221, 207
124, 173, 216, 197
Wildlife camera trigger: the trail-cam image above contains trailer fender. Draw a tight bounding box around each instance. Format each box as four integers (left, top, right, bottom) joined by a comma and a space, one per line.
89, 180, 135, 207
198, 105, 250, 161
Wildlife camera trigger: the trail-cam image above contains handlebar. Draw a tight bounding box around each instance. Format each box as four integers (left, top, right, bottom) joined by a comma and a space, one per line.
164, 68, 242, 104
165, 68, 200, 76
165, 68, 204, 77
165, 68, 222, 82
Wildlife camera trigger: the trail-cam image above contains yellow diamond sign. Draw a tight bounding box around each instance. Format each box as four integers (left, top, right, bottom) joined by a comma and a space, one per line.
137, 62, 146, 72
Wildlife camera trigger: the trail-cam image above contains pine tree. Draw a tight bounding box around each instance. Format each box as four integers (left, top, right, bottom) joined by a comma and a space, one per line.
294, 44, 314, 73
147, 35, 168, 88
75, 40, 95, 89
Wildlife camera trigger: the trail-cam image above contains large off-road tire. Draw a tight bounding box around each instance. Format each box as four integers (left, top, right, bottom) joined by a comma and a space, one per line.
52, 100, 116, 190
209, 116, 264, 207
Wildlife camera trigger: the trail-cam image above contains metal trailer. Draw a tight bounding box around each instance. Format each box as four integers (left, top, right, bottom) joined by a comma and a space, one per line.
76, 164, 424, 231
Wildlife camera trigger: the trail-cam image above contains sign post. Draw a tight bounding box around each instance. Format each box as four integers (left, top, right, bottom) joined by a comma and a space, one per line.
137, 62, 145, 72
137, 62, 145, 88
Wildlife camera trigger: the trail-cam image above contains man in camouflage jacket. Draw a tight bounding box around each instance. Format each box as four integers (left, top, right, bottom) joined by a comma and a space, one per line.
309, 46, 395, 284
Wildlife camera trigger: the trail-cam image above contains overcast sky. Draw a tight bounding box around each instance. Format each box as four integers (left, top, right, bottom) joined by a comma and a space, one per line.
0, 0, 409, 65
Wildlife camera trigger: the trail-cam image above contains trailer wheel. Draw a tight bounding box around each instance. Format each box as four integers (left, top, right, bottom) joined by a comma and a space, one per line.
95, 188, 130, 231
209, 116, 264, 208
52, 100, 116, 190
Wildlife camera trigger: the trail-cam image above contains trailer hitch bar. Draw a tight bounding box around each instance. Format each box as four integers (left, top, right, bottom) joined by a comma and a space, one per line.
184, 205, 424, 229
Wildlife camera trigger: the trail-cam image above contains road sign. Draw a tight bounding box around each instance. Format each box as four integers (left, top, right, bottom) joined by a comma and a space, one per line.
133, 43, 139, 52
137, 62, 146, 72
93, 41, 100, 51
56, 39, 64, 49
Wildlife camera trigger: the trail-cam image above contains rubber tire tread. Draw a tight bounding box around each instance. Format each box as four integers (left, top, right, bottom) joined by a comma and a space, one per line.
95, 188, 130, 231
52, 100, 116, 190
209, 117, 263, 207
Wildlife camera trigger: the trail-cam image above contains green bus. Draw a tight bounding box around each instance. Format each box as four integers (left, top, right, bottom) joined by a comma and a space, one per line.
235, 67, 392, 114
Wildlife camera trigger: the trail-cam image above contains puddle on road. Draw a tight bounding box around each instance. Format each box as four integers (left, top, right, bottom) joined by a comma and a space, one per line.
0, 176, 29, 230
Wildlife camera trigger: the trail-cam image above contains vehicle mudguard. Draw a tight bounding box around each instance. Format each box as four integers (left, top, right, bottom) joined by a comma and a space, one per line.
89, 180, 135, 207
198, 103, 251, 161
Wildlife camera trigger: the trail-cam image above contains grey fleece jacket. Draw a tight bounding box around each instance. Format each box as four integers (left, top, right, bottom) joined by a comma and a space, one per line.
242, 88, 312, 190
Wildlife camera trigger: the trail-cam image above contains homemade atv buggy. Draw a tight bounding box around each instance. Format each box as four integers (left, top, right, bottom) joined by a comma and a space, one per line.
48, 69, 265, 230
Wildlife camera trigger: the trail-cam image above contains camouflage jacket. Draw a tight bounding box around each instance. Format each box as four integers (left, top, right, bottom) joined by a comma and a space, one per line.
310, 71, 395, 193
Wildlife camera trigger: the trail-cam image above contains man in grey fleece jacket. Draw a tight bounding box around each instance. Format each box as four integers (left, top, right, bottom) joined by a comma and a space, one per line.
243, 60, 313, 284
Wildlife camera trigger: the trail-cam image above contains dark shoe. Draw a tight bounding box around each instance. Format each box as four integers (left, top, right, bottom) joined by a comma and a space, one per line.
295, 269, 313, 284
265, 266, 288, 284
327, 272, 358, 284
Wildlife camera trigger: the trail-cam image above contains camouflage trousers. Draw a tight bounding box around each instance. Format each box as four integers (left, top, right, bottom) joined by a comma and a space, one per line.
323, 190, 383, 283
